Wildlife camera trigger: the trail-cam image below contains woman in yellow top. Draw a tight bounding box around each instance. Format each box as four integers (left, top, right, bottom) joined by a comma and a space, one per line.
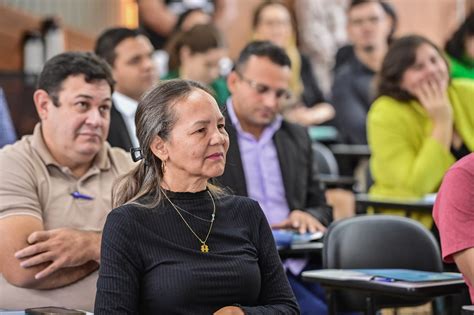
368, 35, 474, 228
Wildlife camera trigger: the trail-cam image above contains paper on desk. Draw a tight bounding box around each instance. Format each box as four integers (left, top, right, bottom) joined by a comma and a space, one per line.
423, 193, 437, 203
272, 230, 324, 247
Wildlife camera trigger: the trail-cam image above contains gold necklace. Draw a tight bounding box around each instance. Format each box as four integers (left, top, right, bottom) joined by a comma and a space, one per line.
161, 189, 216, 253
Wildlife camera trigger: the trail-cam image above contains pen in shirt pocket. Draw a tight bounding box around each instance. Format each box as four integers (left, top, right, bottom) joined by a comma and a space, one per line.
71, 191, 94, 200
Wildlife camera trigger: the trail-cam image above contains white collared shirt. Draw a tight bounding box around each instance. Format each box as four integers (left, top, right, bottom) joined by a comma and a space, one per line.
112, 91, 139, 148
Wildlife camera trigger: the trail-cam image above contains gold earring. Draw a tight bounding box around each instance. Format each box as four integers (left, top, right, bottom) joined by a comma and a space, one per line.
161, 160, 166, 174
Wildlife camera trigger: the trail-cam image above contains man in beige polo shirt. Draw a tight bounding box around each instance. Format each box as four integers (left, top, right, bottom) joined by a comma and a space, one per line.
0, 52, 134, 311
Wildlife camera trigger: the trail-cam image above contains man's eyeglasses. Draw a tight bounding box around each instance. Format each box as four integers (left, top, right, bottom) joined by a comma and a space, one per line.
237, 72, 291, 100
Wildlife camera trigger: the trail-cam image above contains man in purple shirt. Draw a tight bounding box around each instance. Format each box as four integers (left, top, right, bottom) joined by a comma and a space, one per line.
217, 41, 332, 314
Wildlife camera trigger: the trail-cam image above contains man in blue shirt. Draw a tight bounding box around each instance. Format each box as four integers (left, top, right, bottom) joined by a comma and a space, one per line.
0, 87, 17, 148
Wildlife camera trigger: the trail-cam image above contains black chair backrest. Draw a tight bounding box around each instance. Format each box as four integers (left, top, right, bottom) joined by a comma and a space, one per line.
312, 141, 339, 176
323, 215, 443, 311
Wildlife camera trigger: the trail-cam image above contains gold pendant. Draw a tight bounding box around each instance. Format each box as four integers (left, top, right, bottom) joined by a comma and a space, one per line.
201, 244, 209, 253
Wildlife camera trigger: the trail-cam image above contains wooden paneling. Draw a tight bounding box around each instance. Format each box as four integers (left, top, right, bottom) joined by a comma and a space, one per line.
0, 5, 41, 71
0, 4, 94, 71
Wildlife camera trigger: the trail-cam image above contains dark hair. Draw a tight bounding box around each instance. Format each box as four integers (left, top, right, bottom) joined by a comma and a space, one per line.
175, 8, 211, 31
348, 0, 380, 10
252, 0, 295, 31
94, 27, 143, 66
113, 79, 222, 208
380, 2, 398, 43
376, 35, 449, 101
167, 23, 224, 72
37, 51, 114, 106
348, 0, 397, 44
234, 40, 291, 73
445, 12, 474, 60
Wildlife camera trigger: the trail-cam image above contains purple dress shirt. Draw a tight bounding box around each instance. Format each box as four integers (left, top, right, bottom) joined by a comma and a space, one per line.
226, 100, 290, 225
226, 100, 306, 275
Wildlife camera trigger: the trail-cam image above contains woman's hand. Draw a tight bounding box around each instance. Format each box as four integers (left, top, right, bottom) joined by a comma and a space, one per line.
412, 76, 453, 149
412, 77, 452, 124
213, 306, 245, 315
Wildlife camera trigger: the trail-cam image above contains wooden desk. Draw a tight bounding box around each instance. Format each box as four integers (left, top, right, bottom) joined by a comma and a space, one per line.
355, 193, 434, 214
302, 269, 466, 315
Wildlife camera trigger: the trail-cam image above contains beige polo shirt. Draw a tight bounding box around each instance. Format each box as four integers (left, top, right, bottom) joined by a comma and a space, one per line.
0, 123, 134, 311
0, 123, 133, 227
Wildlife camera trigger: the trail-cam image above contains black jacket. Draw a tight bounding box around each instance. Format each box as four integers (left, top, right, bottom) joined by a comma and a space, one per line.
107, 104, 133, 152
216, 112, 332, 226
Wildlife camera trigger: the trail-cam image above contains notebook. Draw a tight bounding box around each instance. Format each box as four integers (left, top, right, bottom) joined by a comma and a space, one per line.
353, 269, 463, 282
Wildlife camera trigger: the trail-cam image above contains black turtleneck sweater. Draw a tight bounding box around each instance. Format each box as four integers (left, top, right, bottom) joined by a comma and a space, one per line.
94, 190, 299, 314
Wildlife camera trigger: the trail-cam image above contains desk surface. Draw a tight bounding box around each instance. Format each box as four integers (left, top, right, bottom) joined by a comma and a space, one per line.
330, 144, 371, 158
278, 242, 324, 257
302, 269, 466, 299
308, 126, 339, 142
316, 174, 356, 187
355, 193, 434, 213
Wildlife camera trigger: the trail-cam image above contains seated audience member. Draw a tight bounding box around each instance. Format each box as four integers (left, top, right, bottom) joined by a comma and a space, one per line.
0, 87, 17, 148
137, 0, 224, 50
94, 80, 299, 314
217, 41, 332, 314
164, 23, 229, 106
433, 153, 474, 303
334, 0, 397, 71
445, 12, 474, 80
95, 27, 158, 151
0, 52, 133, 311
368, 35, 474, 228
331, 0, 392, 145
158, 7, 215, 77
252, 1, 335, 126
294, 0, 348, 97
173, 7, 212, 33
253, 1, 354, 218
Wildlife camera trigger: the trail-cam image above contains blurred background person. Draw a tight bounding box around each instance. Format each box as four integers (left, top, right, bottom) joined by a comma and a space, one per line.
156, 7, 215, 77
252, 0, 335, 127
334, 0, 398, 71
331, 0, 393, 146
445, 12, 474, 80
164, 23, 229, 107
294, 0, 349, 97
0, 87, 17, 148
368, 35, 474, 229
95, 27, 158, 151
137, 0, 224, 51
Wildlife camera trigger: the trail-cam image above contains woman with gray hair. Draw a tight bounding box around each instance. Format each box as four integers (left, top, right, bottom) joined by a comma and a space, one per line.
94, 79, 299, 314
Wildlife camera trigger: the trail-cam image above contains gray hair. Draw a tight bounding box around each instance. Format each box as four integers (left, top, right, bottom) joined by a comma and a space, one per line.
113, 79, 223, 208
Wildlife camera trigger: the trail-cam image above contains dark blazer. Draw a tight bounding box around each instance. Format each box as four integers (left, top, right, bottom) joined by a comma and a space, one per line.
216, 112, 332, 226
107, 103, 133, 152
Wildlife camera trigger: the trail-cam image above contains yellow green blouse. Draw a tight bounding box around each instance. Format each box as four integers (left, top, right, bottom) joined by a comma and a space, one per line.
367, 79, 474, 227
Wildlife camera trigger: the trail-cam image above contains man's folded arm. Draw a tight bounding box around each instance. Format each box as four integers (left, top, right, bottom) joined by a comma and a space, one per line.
0, 215, 99, 290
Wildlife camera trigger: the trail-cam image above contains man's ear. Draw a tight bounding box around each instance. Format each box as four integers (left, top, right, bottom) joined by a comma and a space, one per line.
150, 135, 169, 162
227, 71, 239, 95
33, 90, 52, 121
